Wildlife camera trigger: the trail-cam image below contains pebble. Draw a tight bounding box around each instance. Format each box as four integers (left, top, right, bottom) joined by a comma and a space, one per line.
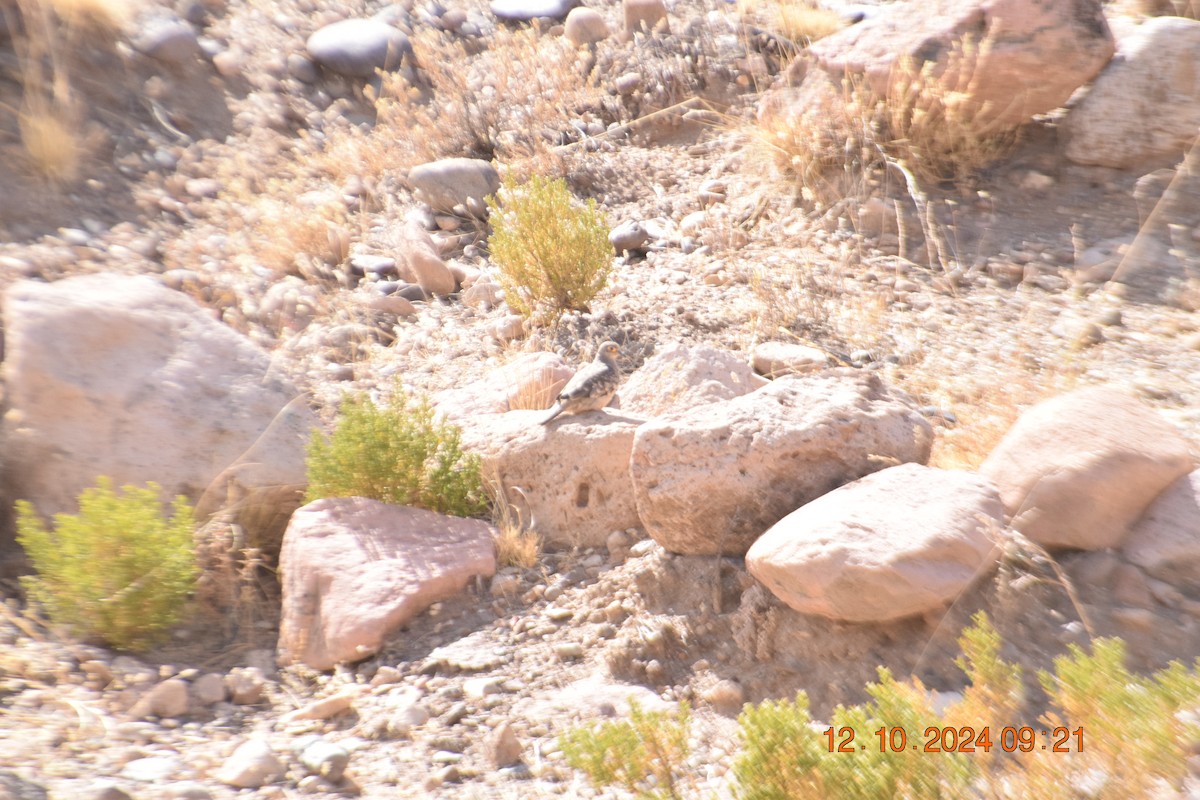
306, 19, 411, 78
132, 678, 190, 719
464, 677, 504, 699
554, 642, 584, 660
610, 220, 649, 254
296, 736, 351, 782
121, 756, 183, 782
490, 573, 522, 598
85, 782, 133, 800
131, 15, 201, 64
217, 739, 285, 788
700, 679, 745, 713
167, 783, 213, 800
482, 721, 522, 769
190, 673, 227, 706
614, 72, 642, 95
490, 0, 577, 21
564, 7, 609, 45
282, 688, 362, 722
623, 0, 668, 33
389, 700, 432, 737
226, 667, 266, 705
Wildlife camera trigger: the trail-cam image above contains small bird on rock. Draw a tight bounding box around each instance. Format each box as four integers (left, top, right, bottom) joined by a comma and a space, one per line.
541, 341, 622, 425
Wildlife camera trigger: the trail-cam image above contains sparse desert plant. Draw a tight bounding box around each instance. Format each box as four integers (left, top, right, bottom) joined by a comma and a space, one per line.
489, 483, 540, 569
560, 699, 692, 800
739, 0, 844, 48
16, 477, 198, 651
486, 173, 612, 324
305, 389, 489, 518
728, 613, 1200, 800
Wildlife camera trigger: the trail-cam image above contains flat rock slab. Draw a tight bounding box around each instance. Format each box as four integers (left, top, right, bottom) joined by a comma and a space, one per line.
980, 386, 1194, 551
630, 370, 933, 556
746, 463, 1003, 623
278, 498, 497, 670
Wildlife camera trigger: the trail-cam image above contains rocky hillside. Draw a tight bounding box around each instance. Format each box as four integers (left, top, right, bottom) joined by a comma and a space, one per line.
1, 0, 1200, 797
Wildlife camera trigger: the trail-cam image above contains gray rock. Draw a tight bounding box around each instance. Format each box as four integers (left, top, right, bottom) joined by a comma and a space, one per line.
190, 673, 228, 706
564, 7, 609, 45
0, 772, 48, 800
488, 722, 522, 768
491, 0, 579, 21
408, 158, 500, 214
225, 667, 266, 705
609, 220, 649, 254
296, 736, 350, 782
216, 739, 284, 789
131, 16, 201, 65
131, 678, 189, 719
306, 19, 412, 78
120, 756, 183, 782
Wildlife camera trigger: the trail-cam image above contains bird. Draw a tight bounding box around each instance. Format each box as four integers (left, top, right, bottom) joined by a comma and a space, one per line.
541, 341, 622, 425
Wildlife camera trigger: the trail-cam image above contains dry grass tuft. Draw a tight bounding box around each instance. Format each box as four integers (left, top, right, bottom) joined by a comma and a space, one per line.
760, 0, 845, 45
41, 0, 137, 30
489, 482, 541, 569
18, 102, 85, 183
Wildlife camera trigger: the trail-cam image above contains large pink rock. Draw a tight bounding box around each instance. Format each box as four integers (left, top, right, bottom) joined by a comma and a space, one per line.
980, 387, 1194, 551
773, 0, 1113, 131
630, 371, 933, 556
747, 464, 1003, 623
459, 411, 643, 548
278, 498, 497, 670
1123, 470, 1200, 584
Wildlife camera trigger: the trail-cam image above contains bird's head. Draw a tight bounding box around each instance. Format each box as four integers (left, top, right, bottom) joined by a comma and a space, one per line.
596, 341, 620, 362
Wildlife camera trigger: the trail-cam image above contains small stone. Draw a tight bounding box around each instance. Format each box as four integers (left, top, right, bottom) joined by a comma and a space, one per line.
464, 677, 504, 699
166, 783, 213, 800
490, 573, 522, 598
84, 782, 133, 800
217, 738, 285, 788
281, 688, 362, 722
491, 314, 525, 342
462, 280, 502, 311
564, 6, 609, 45
554, 642, 584, 660
622, 0, 667, 33
488, 721, 522, 768
121, 756, 183, 782
132, 678, 190, 719
614, 72, 641, 95
610, 220, 649, 254
297, 737, 350, 782
389, 701, 432, 737
306, 19, 412, 78
408, 158, 500, 214
190, 672, 228, 706
490, 0, 578, 22
606, 529, 631, 557
225, 667, 265, 705
131, 16, 201, 64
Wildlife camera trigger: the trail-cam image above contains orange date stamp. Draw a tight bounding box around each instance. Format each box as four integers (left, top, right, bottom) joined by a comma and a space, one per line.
824, 725, 1084, 754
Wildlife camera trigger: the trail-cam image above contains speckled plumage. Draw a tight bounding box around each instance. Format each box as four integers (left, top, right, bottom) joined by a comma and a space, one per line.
541, 341, 622, 424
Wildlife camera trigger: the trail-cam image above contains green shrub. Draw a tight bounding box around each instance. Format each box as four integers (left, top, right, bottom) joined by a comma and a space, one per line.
560, 699, 692, 799
730, 612, 1200, 800
16, 478, 198, 651
486, 173, 612, 324
305, 389, 488, 517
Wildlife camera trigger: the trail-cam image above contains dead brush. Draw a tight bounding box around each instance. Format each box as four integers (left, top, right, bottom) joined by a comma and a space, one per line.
489, 483, 540, 570
193, 519, 280, 648
370, 25, 605, 176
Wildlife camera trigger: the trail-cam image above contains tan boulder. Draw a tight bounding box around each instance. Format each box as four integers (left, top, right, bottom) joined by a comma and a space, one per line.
1065, 17, 1200, 170
459, 410, 643, 548
746, 464, 1002, 623
277, 498, 497, 670
802, 0, 1113, 130
1123, 470, 1200, 584
630, 371, 933, 556
434, 352, 573, 423
1, 274, 315, 541
980, 387, 1194, 551
620, 342, 766, 418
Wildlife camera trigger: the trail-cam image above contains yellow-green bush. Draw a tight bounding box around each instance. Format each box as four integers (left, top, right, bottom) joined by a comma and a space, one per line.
486, 174, 612, 324
305, 389, 488, 518
560, 699, 692, 800
16, 478, 198, 651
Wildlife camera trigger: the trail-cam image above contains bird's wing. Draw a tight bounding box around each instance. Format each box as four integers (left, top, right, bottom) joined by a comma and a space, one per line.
560, 362, 606, 400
